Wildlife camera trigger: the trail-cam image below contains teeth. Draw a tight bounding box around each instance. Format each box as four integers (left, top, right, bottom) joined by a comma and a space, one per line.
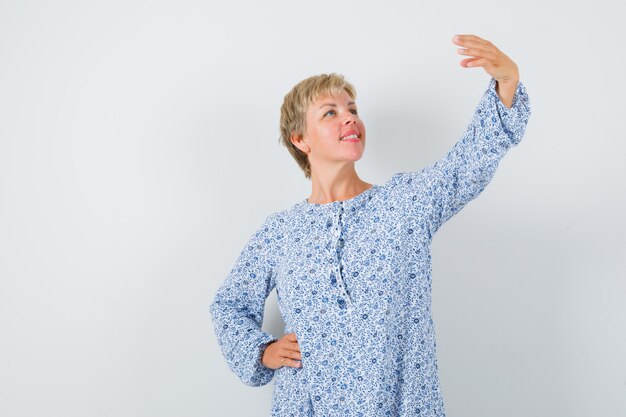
341, 134, 359, 140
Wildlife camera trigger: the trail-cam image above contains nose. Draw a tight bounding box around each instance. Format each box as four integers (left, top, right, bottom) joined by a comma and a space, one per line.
343, 111, 357, 125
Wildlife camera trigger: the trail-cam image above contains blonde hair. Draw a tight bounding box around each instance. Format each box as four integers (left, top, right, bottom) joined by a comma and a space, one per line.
279, 73, 357, 179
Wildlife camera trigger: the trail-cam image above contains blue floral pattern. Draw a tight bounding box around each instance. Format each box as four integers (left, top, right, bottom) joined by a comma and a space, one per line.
210, 77, 531, 416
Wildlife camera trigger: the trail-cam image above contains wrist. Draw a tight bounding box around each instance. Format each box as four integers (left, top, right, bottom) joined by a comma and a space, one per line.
260, 339, 277, 367
497, 75, 519, 86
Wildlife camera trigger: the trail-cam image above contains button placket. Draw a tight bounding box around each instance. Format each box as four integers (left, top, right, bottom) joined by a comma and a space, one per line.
331, 201, 352, 306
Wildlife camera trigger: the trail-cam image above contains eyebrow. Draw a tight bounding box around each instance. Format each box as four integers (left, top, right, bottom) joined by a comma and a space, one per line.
319, 101, 356, 110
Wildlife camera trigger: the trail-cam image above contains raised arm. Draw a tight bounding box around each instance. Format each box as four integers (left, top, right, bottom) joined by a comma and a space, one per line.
209, 213, 279, 387
389, 35, 531, 236
424, 75, 531, 234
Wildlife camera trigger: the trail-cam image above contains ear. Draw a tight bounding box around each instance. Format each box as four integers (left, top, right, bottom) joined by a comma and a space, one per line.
290, 131, 309, 154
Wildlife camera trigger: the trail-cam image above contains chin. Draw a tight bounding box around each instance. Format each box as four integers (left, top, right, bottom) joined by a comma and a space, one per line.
344, 151, 364, 161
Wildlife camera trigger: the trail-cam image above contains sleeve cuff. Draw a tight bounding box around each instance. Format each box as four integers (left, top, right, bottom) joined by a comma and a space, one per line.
485, 77, 532, 145
247, 332, 279, 386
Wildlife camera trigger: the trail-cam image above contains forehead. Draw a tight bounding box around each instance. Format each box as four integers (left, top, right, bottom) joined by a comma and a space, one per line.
309, 90, 356, 109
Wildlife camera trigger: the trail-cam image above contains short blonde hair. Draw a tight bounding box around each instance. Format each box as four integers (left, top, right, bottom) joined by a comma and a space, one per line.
279, 73, 357, 179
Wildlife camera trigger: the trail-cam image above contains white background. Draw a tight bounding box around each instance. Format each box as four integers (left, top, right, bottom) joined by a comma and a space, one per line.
1, 0, 624, 416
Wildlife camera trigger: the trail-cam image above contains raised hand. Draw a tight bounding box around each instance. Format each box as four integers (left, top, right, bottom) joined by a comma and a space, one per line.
261, 332, 303, 369
452, 34, 520, 108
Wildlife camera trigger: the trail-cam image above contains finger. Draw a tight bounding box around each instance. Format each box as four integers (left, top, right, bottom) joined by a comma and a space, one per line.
286, 341, 301, 351
456, 39, 498, 54
281, 357, 302, 368
460, 57, 481, 68
460, 57, 480, 68
455, 37, 491, 47
464, 57, 491, 69
457, 47, 496, 61
453, 34, 491, 46
287, 332, 298, 341
282, 348, 302, 360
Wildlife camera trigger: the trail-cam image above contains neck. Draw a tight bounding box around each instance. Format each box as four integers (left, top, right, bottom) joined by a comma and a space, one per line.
307, 166, 371, 205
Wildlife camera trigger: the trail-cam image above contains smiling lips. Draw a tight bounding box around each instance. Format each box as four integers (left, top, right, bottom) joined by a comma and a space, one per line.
340, 130, 360, 142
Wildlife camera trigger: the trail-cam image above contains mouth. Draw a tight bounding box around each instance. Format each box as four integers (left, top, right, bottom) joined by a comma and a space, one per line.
340, 130, 361, 142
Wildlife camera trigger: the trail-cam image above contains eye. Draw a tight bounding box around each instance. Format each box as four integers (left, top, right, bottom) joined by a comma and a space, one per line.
350, 108, 358, 115
324, 110, 336, 117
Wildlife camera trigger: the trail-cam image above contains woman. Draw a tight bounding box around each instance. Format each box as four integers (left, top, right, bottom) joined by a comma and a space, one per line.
210, 34, 531, 416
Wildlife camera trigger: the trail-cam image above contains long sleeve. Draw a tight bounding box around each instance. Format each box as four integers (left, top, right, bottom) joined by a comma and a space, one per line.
209, 213, 279, 387
392, 77, 531, 236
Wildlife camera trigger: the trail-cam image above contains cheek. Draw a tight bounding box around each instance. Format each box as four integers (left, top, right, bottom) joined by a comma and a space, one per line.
358, 120, 366, 136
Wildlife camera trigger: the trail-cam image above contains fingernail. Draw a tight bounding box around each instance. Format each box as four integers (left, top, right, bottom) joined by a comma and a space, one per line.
454, 35, 460, 42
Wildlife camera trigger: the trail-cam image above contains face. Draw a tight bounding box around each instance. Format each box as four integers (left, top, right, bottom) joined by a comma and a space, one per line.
293, 89, 366, 171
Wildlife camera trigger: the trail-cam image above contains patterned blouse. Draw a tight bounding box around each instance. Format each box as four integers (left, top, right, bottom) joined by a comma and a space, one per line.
210, 77, 531, 416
